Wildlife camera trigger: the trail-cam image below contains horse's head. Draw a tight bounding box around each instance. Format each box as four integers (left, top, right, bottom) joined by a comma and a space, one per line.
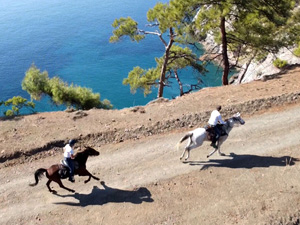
84, 146, 100, 156
232, 112, 245, 125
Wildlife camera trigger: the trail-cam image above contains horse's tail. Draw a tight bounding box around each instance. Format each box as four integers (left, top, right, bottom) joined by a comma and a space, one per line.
176, 133, 193, 150
29, 168, 47, 187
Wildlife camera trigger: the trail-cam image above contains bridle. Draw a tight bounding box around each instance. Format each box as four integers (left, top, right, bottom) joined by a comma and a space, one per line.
225, 116, 242, 128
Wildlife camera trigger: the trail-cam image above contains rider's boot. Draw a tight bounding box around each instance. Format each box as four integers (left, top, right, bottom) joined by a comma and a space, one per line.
69, 176, 75, 183
210, 142, 218, 149
210, 133, 219, 149
210, 136, 218, 149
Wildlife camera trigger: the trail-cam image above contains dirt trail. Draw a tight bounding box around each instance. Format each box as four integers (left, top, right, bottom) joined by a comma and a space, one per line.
1, 104, 300, 225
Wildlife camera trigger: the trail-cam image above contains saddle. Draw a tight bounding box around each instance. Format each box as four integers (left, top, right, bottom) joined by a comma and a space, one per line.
205, 125, 215, 141
58, 163, 69, 179
58, 160, 79, 179
205, 124, 227, 141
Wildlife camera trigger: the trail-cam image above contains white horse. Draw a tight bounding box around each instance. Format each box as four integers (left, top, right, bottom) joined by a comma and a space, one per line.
177, 112, 245, 160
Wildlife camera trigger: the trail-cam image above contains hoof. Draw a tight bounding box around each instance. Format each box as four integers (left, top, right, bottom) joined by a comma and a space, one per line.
207, 155, 210, 158
220, 153, 226, 156
70, 189, 75, 193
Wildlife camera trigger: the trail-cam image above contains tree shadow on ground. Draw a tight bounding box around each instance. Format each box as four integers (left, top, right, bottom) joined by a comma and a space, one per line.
0, 115, 24, 121
54, 181, 154, 207
264, 64, 300, 81
185, 153, 299, 170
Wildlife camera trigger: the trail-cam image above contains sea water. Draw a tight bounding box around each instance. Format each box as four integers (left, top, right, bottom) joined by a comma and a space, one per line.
0, 0, 223, 114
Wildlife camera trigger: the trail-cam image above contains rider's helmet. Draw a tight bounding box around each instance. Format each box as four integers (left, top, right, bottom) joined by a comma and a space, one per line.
69, 139, 77, 146
216, 105, 222, 111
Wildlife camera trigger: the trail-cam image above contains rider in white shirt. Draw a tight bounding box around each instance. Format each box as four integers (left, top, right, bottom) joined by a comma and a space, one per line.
63, 139, 76, 182
208, 105, 225, 149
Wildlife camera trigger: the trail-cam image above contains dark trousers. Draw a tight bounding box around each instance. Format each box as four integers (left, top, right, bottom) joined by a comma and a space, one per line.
212, 125, 221, 144
65, 157, 74, 179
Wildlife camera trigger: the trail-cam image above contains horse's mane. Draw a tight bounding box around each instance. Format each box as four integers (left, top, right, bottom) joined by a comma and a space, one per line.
225, 114, 238, 122
224, 117, 232, 123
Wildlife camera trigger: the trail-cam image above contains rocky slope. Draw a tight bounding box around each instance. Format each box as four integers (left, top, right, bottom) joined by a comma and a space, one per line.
0, 66, 300, 168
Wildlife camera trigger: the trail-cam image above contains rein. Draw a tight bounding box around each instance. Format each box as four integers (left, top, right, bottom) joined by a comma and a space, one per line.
224, 118, 233, 129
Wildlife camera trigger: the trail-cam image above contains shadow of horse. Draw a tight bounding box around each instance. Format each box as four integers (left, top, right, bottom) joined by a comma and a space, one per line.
185, 153, 299, 170
54, 181, 154, 207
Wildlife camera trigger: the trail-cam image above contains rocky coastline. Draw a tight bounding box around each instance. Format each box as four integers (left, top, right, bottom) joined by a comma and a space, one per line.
200, 33, 300, 85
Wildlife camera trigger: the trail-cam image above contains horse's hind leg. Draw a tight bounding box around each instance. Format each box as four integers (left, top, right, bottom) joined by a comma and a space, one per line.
180, 147, 187, 160
185, 149, 191, 161
180, 138, 192, 160
46, 180, 54, 193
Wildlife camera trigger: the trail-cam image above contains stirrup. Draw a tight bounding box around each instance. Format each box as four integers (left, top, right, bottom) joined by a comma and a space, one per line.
61, 159, 67, 166
210, 143, 217, 149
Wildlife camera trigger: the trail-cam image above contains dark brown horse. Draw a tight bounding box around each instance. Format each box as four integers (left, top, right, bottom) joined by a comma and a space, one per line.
29, 146, 100, 193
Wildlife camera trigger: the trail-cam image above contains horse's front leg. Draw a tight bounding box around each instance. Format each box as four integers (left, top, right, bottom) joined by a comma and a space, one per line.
207, 140, 219, 158
217, 146, 226, 156
217, 138, 226, 156
79, 169, 100, 183
207, 147, 217, 158
207, 141, 225, 158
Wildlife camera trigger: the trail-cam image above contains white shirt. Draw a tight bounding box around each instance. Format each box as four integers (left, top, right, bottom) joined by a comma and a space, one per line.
208, 110, 225, 126
63, 144, 74, 158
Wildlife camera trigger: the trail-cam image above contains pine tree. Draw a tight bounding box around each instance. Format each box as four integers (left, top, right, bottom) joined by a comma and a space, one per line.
189, 0, 300, 84
111, 0, 300, 94
110, 2, 205, 98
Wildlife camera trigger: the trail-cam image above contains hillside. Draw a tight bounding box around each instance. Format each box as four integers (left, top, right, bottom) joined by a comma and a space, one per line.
1, 66, 300, 166
0, 66, 300, 225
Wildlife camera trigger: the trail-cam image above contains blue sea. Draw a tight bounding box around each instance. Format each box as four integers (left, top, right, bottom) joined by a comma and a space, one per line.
0, 0, 223, 114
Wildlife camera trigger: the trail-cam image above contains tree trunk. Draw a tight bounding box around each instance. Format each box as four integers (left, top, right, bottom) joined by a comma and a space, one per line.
157, 28, 174, 98
174, 69, 184, 96
220, 17, 229, 85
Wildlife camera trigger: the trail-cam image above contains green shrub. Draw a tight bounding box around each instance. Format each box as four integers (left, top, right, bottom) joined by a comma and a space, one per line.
21, 65, 50, 100
22, 64, 113, 110
1, 96, 35, 116
273, 58, 288, 68
294, 42, 300, 57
